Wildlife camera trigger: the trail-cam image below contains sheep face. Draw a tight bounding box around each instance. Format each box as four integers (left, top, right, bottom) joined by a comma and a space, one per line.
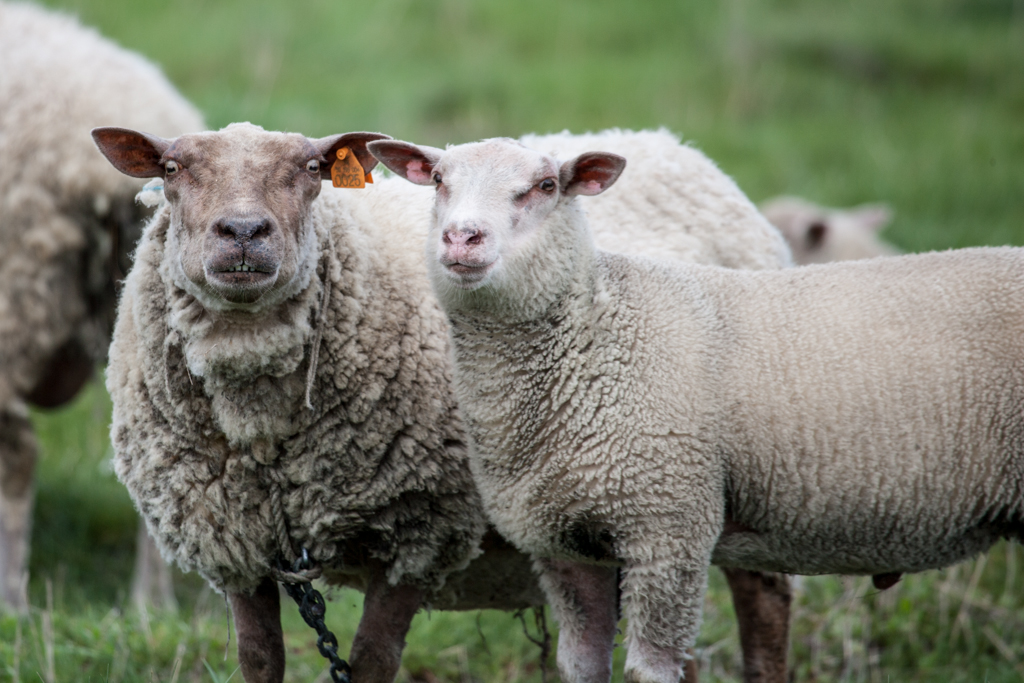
92, 123, 387, 312
760, 196, 897, 265
370, 138, 624, 314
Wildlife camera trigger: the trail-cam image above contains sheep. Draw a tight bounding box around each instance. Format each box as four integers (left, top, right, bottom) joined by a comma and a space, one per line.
93, 122, 795, 683
0, 0, 204, 613
375, 132, 796, 682
369, 137, 1024, 683
525, 129, 792, 270
760, 195, 899, 264
92, 122, 546, 683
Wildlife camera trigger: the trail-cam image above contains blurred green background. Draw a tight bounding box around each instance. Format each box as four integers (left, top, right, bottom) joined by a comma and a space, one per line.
6, 0, 1024, 681
49, 0, 1024, 251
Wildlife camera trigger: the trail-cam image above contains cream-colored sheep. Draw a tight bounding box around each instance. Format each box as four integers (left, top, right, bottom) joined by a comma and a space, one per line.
372, 137, 1024, 683
0, 0, 203, 612
374, 131, 796, 683
760, 195, 898, 264
525, 129, 792, 270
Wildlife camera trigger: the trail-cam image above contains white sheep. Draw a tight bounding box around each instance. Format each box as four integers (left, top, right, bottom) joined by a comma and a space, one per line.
760, 195, 899, 264
370, 137, 1024, 683
0, 0, 204, 613
525, 129, 792, 270
94, 122, 794, 683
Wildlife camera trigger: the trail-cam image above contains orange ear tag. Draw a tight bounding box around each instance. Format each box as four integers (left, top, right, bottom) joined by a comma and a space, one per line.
331, 147, 366, 189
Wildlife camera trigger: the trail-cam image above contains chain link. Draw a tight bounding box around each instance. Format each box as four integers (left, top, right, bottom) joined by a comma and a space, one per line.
278, 549, 352, 683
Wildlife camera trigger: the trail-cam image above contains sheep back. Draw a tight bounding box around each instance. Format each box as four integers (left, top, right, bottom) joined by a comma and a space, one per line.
522, 129, 792, 270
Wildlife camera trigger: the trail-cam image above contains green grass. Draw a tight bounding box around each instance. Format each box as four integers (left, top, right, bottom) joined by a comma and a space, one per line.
10, 0, 1024, 680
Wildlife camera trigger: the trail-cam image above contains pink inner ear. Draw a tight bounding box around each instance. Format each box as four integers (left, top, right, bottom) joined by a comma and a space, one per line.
579, 179, 604, 196
406, 159, 432, 184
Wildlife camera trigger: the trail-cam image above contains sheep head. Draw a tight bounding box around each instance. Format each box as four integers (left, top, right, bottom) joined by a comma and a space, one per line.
370, 138, 623, 317
92, 123, 387, 312
760, 196, 897, 265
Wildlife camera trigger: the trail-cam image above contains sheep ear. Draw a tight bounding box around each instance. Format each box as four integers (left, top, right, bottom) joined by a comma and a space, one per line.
314, 132, 392, 179
559, 152, 626, 197
92, 127, 172, 178
367, 140, 444, 185
848, 203, 893, 233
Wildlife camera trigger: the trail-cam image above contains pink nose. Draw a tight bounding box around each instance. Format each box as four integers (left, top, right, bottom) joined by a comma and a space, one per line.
443, 227, 483, 247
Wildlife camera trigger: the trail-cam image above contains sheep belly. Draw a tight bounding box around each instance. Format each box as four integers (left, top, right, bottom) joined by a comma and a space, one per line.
703, 248, 1024, 577
711, 510, 1018, 577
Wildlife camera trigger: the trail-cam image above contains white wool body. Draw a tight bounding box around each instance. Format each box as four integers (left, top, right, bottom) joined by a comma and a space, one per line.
453, 251, 1024, 683
0, 0, 204, 408
0, 0, 203, 611
524, 129, 792, 269
420, 141, 1024, 683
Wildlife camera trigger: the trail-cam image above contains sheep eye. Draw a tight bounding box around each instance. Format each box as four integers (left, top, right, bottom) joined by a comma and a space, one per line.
165, 160, 180, 175
432, 172, 442, 185
539, 178, 556, 192
306, 159, 320, 173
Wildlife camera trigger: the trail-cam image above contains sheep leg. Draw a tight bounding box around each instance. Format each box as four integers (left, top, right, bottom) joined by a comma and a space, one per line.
229, 578, 285, 683
0, 407, 37, 613
130, 519, 178, 612
348, 568, 424, 683
722, 568, 791, 683
621, 561, 708, 683
681, 650, 699, 682
534, 558, 619, 683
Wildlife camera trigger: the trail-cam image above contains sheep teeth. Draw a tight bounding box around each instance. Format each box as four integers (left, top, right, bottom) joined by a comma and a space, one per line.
228, 265, 254, 272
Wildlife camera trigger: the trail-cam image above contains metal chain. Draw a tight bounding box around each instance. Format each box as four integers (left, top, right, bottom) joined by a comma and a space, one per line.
277, 549, 352, 683
514, 605, 551, 683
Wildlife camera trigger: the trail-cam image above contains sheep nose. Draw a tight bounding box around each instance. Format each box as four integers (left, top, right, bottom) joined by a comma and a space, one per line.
443, 226, 484, 247
214, 217, 273, 243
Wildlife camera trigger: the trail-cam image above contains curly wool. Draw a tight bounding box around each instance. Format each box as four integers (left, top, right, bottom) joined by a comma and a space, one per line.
108, 125, 790, 604
108, 186, 486, 595
412, 138, 1024, 682
446, 237, 1024, 681
523, 128, 791, 270
0, 0, 204, 409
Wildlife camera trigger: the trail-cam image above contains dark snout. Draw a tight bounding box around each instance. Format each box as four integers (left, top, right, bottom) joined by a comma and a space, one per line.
215, 216, 273, 244
204, 213, 282, 303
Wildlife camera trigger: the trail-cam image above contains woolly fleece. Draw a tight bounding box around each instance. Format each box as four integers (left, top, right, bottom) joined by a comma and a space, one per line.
0, 1, 204, 407
108, 167, 488, 596
524, 129, 792, 269
423, 141, 1024, 683
110, 124, 789, 604
0, 0, 203, 610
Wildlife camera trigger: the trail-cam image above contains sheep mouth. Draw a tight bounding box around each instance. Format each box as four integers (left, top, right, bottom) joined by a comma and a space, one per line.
209, 263, 274, 279
445, 261, 493, 288
206, 265, 278, 302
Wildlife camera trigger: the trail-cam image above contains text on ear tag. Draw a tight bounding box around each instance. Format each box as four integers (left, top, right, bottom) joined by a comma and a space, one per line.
332, 147, 366, 189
